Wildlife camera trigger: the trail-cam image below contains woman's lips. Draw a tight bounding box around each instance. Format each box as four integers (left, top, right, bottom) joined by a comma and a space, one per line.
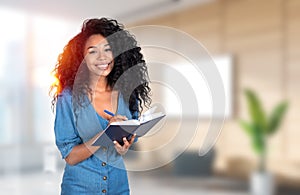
96, 64, 108, 70
96, 62, 111, 70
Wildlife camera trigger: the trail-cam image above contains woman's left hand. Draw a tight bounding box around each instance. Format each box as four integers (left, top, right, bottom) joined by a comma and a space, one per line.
113, 134, 137, 155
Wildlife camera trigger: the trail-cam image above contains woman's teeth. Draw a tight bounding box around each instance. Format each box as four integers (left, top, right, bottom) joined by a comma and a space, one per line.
96, 64, 109, 69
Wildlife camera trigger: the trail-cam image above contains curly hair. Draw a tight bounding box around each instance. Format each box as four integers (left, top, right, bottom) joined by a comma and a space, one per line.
50, 18, 151, 117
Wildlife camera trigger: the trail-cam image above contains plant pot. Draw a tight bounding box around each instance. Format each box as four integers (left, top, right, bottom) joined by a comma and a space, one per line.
251, 171, 275, 195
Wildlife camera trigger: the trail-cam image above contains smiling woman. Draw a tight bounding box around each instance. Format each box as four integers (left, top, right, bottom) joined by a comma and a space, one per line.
50, 18, 151, 195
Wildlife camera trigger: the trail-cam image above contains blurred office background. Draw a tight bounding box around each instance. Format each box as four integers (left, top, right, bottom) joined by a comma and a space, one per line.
0, 0, 299, 194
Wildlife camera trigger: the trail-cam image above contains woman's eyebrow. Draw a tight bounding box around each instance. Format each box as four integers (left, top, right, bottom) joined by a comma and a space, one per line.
87, 44, 110, 50
87, 46, 97, 50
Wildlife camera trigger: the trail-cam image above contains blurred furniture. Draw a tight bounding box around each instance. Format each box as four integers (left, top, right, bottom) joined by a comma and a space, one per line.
172, 149, 215, 176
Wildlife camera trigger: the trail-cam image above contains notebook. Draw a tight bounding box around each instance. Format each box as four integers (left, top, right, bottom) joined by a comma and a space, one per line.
92, 107, 165, 146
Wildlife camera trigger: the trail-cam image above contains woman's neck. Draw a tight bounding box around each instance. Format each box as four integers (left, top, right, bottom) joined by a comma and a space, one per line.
97, 77, 111, 92
89, 76, 111, 93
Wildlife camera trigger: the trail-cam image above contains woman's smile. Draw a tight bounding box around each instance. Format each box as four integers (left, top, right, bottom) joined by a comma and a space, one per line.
95, 61, 113, 70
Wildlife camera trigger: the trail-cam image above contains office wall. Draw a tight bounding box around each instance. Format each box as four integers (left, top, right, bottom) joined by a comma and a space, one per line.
129, 0, 300, 186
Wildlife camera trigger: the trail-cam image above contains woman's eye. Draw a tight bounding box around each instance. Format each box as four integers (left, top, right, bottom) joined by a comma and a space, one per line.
104, 48, 112, 52
88, 50, 97, 54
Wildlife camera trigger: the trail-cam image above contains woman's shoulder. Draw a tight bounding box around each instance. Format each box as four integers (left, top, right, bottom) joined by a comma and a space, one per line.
58, 87, 72, 98
57, 87, 73, 105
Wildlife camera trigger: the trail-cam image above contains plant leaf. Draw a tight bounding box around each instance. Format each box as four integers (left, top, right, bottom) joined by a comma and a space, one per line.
252, 137, 264, 154
251, 124, 265, 155
244, 89, 267, 132
239, 120, 254, 136
240, 120, 265, 155
267, 101, 288, 135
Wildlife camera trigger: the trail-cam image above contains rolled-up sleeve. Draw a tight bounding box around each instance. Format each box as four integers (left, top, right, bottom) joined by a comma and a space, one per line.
54, 89, 82, 159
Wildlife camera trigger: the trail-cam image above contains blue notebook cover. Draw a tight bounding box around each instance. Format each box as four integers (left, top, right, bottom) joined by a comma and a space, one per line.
92, 114, 165, 146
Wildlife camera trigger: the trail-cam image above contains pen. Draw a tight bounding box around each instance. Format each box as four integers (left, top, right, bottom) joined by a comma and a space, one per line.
104, 109, 115, 117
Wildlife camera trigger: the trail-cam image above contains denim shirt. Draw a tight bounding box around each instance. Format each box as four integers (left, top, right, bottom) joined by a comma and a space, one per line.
54, 88, 137, 195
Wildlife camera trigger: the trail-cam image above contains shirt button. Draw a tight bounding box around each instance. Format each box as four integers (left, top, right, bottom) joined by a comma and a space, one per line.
102, 162, 106, 166
103, 176, 107, 180
102, 147, 107, 151
102, 189, 106, 193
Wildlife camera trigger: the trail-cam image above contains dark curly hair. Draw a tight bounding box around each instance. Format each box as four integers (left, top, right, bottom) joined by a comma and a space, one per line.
50, 18, 151, 117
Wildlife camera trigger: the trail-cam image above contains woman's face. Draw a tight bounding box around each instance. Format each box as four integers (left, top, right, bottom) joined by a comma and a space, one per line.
84, 34, 114, 77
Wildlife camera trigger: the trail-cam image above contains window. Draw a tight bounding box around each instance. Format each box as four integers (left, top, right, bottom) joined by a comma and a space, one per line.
0, 7, 77, 144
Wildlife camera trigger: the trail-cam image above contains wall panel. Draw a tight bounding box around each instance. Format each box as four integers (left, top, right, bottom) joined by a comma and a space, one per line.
128, 0, 300, 184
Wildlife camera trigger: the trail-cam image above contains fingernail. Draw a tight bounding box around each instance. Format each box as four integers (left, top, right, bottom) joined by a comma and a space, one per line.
113, 141, 117, 144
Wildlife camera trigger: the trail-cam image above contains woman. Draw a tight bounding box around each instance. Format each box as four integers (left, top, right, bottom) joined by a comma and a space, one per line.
50, 18, 151, 195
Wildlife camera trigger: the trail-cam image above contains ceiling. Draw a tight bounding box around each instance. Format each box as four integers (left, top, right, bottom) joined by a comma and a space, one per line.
0, 0, 213, 24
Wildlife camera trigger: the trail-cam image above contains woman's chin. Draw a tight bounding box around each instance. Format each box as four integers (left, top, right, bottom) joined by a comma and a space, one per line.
97, 69, 112, 77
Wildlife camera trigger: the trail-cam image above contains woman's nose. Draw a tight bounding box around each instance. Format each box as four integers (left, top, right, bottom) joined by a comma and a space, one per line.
97, 52, 106, 60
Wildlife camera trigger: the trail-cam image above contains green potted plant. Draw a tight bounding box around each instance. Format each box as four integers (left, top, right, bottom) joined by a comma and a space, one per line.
240, 89, 288, 195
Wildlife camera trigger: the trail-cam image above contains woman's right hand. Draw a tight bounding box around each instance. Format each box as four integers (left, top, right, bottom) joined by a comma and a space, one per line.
108, 115, 128, 124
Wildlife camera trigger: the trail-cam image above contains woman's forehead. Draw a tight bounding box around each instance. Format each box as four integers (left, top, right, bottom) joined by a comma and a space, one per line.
85, 34, 109, 48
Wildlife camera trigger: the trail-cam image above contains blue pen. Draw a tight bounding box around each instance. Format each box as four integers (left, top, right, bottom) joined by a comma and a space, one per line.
104, 109, 115, 117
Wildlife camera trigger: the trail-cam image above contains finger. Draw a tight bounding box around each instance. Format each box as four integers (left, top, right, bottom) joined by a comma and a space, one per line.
129, 134, 136, 145
114, 140, 127, 155
122, 137, 130, 148
115, 115, 128, 121
113, 140, 122, 149
108, 117, 118, 124
109, 115, 127, 124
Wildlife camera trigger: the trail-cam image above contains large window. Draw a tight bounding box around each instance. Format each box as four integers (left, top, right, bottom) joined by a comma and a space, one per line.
0, 7, 77, 145
0, 9, 27, 144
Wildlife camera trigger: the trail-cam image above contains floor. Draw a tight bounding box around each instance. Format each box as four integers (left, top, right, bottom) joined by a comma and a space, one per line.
0, 169, 249, 195
130, 172, 248, 195
0, 169, 299, 195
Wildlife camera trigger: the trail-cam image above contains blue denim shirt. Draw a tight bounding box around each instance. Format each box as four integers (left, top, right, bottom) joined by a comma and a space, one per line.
54, 88, 137, 195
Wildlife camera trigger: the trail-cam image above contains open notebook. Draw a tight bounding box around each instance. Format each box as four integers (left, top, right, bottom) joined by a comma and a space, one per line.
92, 107, 165, 146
